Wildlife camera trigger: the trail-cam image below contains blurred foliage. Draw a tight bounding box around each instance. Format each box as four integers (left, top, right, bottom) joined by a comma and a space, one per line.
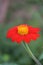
0, 0, 43, 65
26, 0, 43, 4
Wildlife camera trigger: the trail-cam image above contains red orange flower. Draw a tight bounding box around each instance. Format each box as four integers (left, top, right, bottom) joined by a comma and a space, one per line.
6, 24, 40, 43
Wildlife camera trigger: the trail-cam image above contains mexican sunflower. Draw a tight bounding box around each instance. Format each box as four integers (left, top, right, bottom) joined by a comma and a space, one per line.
6, 24, 40, 43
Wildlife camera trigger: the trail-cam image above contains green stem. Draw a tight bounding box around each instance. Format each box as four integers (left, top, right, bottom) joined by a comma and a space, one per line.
22, 42, 42, 65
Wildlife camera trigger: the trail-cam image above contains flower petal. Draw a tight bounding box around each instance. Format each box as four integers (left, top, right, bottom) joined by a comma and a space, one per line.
11, 33, 22, 43
29, 26, 40, 33
6, 27, 17, 38
31, 34, 40, 40
24, 34, 31, 43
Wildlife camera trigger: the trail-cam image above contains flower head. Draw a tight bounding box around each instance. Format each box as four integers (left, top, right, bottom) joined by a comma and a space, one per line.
6, 24, 40, 43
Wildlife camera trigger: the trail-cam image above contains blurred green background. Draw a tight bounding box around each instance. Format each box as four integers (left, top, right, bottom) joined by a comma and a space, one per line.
0, 0, 43, 65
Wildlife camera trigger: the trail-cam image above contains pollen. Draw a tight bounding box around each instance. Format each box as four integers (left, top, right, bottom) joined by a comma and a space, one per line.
18, 25, 28, 35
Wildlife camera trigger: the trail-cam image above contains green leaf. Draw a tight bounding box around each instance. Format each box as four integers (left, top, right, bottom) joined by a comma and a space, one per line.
39, 53, 43, 60
2, 54, 10, 62
0, 63, 18, 65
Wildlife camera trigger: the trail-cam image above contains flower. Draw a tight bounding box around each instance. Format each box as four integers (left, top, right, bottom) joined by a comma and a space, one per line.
6, 24, 40, 43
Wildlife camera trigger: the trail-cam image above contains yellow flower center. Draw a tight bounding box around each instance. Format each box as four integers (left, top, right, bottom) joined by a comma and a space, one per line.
18, 25, 28, 35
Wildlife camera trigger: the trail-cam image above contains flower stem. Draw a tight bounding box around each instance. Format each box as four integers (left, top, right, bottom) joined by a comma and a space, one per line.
22, 42, 42, 65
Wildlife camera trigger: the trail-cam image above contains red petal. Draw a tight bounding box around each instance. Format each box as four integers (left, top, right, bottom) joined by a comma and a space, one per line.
32, 28, 40, 33
11, 33, 22, 43
11, 35, 15, 42
29, 26, 40, 33
6, 27, 17, 38
24, 34, 31, 43
16, 38, 22, 43
31, 34, 40, 40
